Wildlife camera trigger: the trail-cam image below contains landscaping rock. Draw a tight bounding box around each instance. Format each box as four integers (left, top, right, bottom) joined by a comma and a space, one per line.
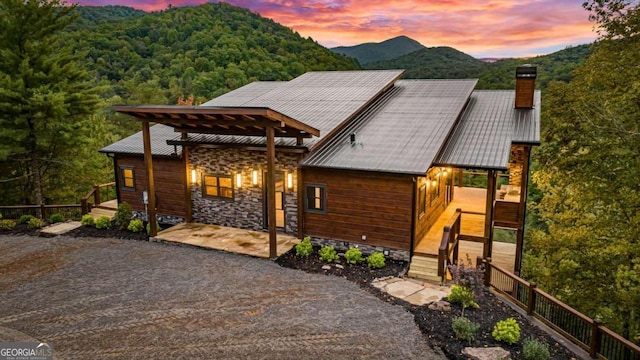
428, 300, 451, 312
335, 264, 344, 269
462, 347, 511, 360
321, 265, 331, 270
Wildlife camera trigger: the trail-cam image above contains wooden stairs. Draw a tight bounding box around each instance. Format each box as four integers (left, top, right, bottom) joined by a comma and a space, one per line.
407, 254, 442, 282
88, 200, 117, 220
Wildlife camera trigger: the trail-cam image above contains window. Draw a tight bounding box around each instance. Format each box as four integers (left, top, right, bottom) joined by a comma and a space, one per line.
429, 176, 441, 206
120, 166, 135, 191
418, 183, 426, 216
203, 175, 234, 199
304, 184, 326, 214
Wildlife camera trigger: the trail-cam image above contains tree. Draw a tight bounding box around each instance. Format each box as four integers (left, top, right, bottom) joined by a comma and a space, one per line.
0, 0, 100, 205
524, 1, 640, 343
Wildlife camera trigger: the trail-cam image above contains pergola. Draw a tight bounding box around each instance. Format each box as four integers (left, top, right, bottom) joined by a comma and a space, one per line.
115, 105, 320, 258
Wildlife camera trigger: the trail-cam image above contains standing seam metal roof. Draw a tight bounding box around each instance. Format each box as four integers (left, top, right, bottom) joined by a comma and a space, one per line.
300, 79, 478, 175
434, 90, 541, 169
99, 124, 181, 157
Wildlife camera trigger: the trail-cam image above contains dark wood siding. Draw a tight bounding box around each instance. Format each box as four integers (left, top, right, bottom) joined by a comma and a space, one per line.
302, 168, 413, 251
115, 155, 187, 218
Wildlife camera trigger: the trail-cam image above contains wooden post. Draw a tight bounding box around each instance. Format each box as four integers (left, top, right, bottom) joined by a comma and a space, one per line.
183, 145, 192, 223
515, 145, 532, 274
266, 126, 277, 259
527, 282, 537, 315
296, 161, 304, 239
94, 185, 101, 206
484, 170, 496, 258
484, 257, 492, 287
40, 204, 46, 220
142, 120, 158, 237
590, 319, 603, 358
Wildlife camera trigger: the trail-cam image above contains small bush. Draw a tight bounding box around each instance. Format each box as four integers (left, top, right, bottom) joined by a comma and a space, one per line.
95, 216, 111, 230
448, 256, 484, 299
367, 252, 386, 269
0, 219, 16, 230
48, 213, 64, 224
0, 213, 2, 220
319, 245, 338, 263
295, 236, 313, 257
114, 202, 133, 229
27, 217, 45, 229
448, 284, 479, 312
127, 219, 144, 233
81, 214, 95, 226
492, 318, 521, 345
19, 215, 35, 224
523, 337, 550, 360
344, 247, 363, 264
146, 222, 161, 235
452, 316, 480, 344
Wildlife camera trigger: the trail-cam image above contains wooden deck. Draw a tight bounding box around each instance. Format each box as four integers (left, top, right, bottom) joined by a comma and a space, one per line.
413, 187, 516, 272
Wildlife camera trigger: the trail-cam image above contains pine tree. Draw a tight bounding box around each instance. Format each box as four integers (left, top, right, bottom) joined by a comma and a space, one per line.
0, 0, 100, 205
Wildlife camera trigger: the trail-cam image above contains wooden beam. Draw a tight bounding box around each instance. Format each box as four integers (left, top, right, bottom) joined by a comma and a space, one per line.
484, 169, 496, 258
515, 145, 532, 274
170, 126, 312, 138
183, 145, 192, 223
266, 126, 277, 259
142, 120, 158, 237
296, 160, 304, 239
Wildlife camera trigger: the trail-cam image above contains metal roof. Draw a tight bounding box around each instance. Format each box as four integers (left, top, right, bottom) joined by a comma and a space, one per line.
201, 70, 404, 148
99, 124, 181, 157
301, 79, 478, 175
434, 90, 541, 170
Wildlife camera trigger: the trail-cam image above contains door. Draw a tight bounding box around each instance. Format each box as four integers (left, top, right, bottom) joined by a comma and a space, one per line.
263, 171, 285, 229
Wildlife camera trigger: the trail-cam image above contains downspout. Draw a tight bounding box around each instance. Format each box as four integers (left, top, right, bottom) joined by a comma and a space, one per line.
515, 145, 532, 274
409, 176, 417, 260
107, 153, 120, 205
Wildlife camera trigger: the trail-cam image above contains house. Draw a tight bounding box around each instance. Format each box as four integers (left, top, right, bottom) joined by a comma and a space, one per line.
101, 67, 540, 281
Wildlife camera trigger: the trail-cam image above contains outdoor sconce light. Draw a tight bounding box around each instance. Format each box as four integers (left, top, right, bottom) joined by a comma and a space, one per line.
252, 170, 259, 186
287, 172, 293, 190
431, 179, 437, 187
190, 169, 198, 185
236, 173, 242, 189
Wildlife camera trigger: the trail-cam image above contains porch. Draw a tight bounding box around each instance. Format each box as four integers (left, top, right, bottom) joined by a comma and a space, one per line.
153, 222, 300, 259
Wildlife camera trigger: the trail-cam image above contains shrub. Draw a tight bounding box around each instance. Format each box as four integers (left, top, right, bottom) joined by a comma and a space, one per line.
95, 216, 111, 230
27, 217, 45, 229
48, 213, 64, 224
492, 318, 521, 345
81, 214, 95, 226
114, 202, 133, 229
19, 214, 35, 224
127, 219, 144, 233
318, 245, 338, 263
0, 219, 16, 230
522, 338, 550, 360
344, 247, 363, 264
295, 236, 313, 257
448, 256, 484, 299
448, 284, 479, 313
452, 316, 480, 345
0, 213, 2, 219
146, 222, 161, 235
367, 252, 386, 269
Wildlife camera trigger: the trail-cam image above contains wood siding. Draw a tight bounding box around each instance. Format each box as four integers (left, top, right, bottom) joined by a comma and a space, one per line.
115, 155, 187, 218
302, 168, 413, 251
414, 171, 447, 244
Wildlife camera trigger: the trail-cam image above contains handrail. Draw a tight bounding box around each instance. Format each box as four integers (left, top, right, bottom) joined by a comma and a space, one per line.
437, 208, 462, 282
0, 204, 82, 220
81, 182, 116, 214
479, 257, 640, 359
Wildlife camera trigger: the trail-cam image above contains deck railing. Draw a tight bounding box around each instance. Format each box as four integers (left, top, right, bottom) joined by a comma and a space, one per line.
479, 257, 640, 359
0, 204, 82, 220
80, 182, 116, 214
438, 208, 461, 282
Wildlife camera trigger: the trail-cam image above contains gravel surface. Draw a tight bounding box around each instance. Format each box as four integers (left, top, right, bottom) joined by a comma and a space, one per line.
0, 235, 445, 360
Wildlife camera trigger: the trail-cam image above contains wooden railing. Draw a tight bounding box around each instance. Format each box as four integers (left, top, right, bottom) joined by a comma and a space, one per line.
0, 204, 82, 220
438, 208, 461, 282
80, 182, 116, 214
493, 200, 521, 227
479, 257, 640, 359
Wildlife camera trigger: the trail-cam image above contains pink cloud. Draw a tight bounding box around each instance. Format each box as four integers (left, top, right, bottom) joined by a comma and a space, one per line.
73, 0, 598, 57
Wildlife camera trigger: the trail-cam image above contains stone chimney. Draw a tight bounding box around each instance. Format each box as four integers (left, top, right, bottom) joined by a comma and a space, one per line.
515, 65, 537, 108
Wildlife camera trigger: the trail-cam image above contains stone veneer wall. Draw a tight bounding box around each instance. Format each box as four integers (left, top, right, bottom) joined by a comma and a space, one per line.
508, 145, 526, 188
190, 147, 299, 235
132, 211, 184, 226
308, 236, 410, 262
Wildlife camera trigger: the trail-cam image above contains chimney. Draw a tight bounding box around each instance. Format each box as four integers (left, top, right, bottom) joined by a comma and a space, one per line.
515, 65, 537, 109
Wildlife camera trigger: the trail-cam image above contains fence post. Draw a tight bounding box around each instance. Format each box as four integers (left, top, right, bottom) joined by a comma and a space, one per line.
484, 257, 492, 287
94, 185, 101, 205
527, 282, 537, 315
589, 319, 603, 358
40, 204, 46, 220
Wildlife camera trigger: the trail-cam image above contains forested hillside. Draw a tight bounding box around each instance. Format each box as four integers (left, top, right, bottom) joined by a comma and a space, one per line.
331, 35, 425, 65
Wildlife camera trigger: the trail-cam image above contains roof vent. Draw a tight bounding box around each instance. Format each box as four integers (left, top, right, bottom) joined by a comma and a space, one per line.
515, 65, 537, 109
349, 133, 356, 146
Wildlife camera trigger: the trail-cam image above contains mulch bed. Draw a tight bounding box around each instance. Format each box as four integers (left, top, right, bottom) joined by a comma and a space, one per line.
64, 224, 149, 241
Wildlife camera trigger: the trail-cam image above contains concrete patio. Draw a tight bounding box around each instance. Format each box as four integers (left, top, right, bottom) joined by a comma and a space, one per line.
154, 222, 299, 258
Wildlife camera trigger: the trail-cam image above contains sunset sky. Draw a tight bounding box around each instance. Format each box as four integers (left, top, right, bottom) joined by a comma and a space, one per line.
74, 0, 599, 58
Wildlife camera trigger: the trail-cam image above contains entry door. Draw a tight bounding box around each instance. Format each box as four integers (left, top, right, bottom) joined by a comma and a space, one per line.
263, 171, 285, 229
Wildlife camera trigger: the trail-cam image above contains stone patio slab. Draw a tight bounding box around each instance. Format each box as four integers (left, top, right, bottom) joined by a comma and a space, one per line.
40, 221, 82, 235
384, 280, 424, 298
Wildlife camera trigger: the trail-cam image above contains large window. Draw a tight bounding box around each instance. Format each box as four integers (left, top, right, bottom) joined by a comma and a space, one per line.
203, 174, 234, 199
304, 183, 326, 214
120, 166, 135, 191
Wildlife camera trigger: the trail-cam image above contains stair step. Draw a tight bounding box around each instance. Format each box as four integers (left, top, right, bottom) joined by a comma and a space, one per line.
408, 255, 443, 282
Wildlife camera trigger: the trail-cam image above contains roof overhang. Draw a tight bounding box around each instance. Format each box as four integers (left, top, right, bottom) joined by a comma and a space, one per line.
114, 105, 320, 139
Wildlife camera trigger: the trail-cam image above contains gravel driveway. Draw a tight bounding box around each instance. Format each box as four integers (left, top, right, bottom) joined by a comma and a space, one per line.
0, 235, 444, 359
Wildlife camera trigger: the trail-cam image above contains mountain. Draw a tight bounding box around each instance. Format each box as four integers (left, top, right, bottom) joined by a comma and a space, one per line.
331, 35, 425, 65
68, 5, 146, 30
365, 46, 485, 79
